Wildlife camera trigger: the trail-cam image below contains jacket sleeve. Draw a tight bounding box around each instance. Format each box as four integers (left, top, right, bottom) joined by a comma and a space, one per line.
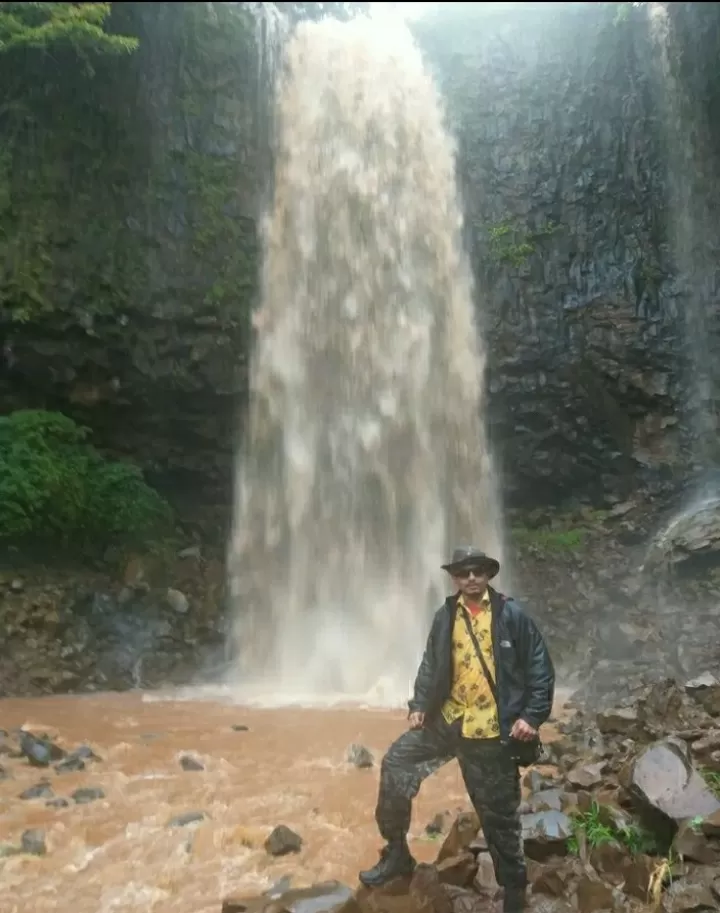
515, 605, 555, 729
408, 617, 439, 714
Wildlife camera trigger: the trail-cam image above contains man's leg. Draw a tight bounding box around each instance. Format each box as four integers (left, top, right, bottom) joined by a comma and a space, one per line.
457, 741, 526, 912
359, 720, 455, 887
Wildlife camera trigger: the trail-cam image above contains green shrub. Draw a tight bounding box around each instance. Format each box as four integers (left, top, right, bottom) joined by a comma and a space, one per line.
0, 409, 172, 548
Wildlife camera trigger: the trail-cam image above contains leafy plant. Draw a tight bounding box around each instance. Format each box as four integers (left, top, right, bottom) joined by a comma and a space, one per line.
486, 219, 561, 268
0, 410, 172, 549
511, 526, 587, 553
0, 3, 138, 56
567, 801, 660, 856
700, 768, 720, 797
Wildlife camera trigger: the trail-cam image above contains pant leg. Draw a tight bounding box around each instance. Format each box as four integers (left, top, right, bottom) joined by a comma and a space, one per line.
457, 740, 526, 889
375, 718, 456, 842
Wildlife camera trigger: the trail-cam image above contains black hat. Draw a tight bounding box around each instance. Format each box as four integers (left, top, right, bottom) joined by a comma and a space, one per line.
441, 546, 500, 579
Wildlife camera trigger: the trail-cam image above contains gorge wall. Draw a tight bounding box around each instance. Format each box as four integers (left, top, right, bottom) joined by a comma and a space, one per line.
2, 1, 720, 527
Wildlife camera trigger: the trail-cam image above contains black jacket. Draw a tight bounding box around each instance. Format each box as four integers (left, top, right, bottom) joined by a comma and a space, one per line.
408, 587, 555, 739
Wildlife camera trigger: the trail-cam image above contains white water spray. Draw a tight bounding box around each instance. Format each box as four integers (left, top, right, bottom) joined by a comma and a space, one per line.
227, 11, 503, 705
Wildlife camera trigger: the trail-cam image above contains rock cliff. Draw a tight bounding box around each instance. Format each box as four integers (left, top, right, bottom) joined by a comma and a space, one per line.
415, 1, 720, 507
2, 1, 720, 521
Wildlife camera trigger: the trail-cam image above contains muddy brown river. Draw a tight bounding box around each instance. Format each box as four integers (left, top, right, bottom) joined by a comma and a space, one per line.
0, 690, 564, 913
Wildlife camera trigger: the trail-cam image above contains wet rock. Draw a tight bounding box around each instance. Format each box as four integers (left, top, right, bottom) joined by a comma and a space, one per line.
407, 863, 454, 913
232, 724, 249, 732
442, 884, 489, 913
528, 858, 578, 897
689, 729, 720, 766
265, 824, 303, 856
21, 829, 46, 856
0, 764, 9, 780
596, 707, 643, 740
178, 545, 201, 560
267, 876, 294, 897
685, 673, 720, 718
524, 770, 557, 793
565, 762, 606, 790
20, 780, 53, 800
72, 744, 101, 761
166, 588, 189, 614
46, 797, 70, 809
346, 743, 374, 769
624, 738, 720, 824
524, 788, 564, 814
620, 853, 659, 901
521, 810, 572, 861
472, 853, 500, 898
588, 842, 630, 884
222, 881, 354, 913
662, 878, 717, 913
167, 810, 206, 828
434, 853, 477, 888
672, 821, 720, 866
436, 811, 480, 862
575, 874, 614, 913
19, 730, 65, 767
699, 808, 720, 837
425, 812, 450, 836
179, 753, 205, 771
71, 786, 105, 804
55, 755, 85, 773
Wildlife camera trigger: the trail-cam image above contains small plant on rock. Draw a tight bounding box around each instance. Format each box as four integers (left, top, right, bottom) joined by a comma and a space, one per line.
699, 768, 720, 797
566, 801, 659, 856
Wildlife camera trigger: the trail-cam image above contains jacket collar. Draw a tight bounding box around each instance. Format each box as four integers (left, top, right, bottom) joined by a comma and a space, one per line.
444, 587, 506, 617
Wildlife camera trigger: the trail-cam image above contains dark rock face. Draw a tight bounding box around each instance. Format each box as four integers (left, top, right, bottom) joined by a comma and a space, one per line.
413, 1, 720, 507
0, 2, 269, 524
3, 2, 720, 515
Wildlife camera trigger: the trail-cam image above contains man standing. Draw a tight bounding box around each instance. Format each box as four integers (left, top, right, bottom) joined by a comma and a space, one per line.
359, 547, 555, 913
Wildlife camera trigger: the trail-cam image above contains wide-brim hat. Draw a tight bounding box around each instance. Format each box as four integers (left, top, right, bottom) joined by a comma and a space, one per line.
441, 546, 500, 579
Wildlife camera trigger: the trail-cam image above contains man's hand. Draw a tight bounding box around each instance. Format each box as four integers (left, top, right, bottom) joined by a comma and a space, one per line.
510, 719, 537, 742
408, 711, 425, 730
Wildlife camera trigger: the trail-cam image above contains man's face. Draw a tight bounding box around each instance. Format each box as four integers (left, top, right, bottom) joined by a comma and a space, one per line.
451, 565, 491, 599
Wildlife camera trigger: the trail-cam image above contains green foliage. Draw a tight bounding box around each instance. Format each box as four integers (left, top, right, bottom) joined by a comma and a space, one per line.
700, 768, 720, 797
0, 3, 138, 56
510, 526, 587, 553
0, 410, 173, 549
0, 2, 144, 324
567, 802, 660, 856
0, 2, 256, 332
487, 220, 561, 268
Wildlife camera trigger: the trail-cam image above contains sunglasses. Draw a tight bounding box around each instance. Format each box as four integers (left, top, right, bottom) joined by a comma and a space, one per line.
455, 566, 490, 579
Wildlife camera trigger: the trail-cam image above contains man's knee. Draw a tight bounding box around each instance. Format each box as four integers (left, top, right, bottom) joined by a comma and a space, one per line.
381, 730, 420, 770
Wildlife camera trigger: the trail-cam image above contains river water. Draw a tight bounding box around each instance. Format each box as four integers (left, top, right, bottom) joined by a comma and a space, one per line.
0, 692, 563, 913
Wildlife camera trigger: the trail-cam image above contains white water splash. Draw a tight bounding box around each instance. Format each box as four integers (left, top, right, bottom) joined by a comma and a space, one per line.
227, 11, 504, 703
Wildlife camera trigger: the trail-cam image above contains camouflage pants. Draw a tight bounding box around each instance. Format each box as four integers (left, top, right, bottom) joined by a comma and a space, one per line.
375, 717, 526, 889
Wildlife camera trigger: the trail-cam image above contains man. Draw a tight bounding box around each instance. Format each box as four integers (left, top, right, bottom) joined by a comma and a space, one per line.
359, 547, 555, 913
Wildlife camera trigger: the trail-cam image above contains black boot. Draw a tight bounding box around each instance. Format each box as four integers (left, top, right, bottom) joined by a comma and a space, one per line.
358, 840, 416, 887
503, 887, 526, 913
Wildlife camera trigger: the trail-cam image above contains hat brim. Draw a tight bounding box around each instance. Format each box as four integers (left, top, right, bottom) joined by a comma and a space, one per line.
441, 557, 500, 579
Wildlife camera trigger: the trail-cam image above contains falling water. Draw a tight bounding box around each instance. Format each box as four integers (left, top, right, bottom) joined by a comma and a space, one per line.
648, 2, 720, 469
227, 13, 503, 703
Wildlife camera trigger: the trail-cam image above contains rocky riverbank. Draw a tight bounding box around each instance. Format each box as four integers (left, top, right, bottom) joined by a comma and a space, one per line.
0, 544, 227, 697
220, 678, 720, 913
4, 678, 719, 912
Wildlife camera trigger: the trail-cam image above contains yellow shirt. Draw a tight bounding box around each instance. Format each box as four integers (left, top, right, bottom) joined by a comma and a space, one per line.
441, 592, 500, 739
